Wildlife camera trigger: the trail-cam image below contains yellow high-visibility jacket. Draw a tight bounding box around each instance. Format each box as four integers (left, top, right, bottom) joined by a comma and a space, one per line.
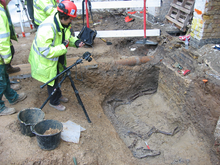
34, 0, 57, 26
28, 12, 79, 86
0, 4, 12, 65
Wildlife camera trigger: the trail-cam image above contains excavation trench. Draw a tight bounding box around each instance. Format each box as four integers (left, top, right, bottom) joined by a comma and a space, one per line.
92, 63, 217, 164
76, 45, 220, 164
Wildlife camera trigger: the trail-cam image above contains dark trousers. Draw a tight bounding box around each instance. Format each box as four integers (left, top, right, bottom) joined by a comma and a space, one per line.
26, 0, 34, 20
8, 43, 14, 67
6, 42, 15, 69
26, 0, 38, 29
0, 65, 18, 111
47, 67, 62, 105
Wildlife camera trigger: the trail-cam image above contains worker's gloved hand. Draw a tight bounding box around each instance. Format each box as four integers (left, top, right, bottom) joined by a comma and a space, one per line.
78, 42, 85, 47
63, 40, 69, 48
75, 40, 85, 48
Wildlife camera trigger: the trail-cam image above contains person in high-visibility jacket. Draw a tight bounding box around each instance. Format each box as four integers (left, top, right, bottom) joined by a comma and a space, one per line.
0, 0, 27, 116
29, 0, 85, 111
33, 0, 57, 29
2, 0, 21, 74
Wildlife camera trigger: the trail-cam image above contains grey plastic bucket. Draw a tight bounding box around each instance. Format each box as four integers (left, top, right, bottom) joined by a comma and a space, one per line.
17, 108, 45, 137
32, 119, 63, 150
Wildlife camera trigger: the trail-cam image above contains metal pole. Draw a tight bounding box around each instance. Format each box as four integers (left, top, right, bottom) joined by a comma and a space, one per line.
20, 0, 33, 29
85, 0, 89, 28
15, 0, 25, 37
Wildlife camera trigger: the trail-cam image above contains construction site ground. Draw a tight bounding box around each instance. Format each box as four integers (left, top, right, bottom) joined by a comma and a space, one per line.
1, 11, 220, 165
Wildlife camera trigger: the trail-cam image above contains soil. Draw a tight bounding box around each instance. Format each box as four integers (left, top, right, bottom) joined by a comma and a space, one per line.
43, 128, 60, 135
1, 12, 220, 164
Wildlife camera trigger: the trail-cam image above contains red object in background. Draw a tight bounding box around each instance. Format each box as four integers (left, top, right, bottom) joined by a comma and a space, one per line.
85, 0, 90, 28
65, 42, 69, 48
125, 16, 133, 22
128, 11, 137, 14
183, 70, 190, 76
194, 8, 202, 15
22, 32, 25, 37
145, 141, 150, 149
1, 0, 7, 9
179, 34, 191, 41
139, 11, 143, 13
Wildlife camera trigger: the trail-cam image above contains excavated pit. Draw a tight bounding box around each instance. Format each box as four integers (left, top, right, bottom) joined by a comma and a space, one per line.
57, 37, 220, 164
80, 43, 220, 164
96, 65, 218, 164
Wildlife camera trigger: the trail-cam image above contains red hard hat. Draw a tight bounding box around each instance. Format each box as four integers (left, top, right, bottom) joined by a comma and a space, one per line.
57, 0, 77, 18
1, 0, 7, 9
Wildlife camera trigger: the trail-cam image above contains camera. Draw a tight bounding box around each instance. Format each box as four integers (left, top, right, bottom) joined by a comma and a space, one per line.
83, 52, 92, 62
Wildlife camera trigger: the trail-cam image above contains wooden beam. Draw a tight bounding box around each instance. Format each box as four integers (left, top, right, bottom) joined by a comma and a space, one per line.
75, 29, 160, 38
170, 3, 191, 14
165, 15, 183, 28
75, 0, 161, 10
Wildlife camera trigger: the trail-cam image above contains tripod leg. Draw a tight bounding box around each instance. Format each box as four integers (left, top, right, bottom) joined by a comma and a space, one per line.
20, 0, 33, 29
16, 0, 25, 37
40, 74, 66, 110
67, 74, 91, 123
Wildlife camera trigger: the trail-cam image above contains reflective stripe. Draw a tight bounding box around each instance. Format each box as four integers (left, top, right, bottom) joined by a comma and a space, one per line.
33, 44, 58, 62
33, 0, 42, 24
33, 22, 58, 62
0, 32, 10, 39
1, 53, 11, 59
50, 0, 57, 8
44, 5, 54, 12
34, 0, 56, 12
38, 47, 49, 51
0, 6, 4, 12
34, 18, 42, 24
33, 0, 41, 10
38, 23, 56, 46
33, 4, 41, 10
38, 47, 50, 56
0, 7, 11, 60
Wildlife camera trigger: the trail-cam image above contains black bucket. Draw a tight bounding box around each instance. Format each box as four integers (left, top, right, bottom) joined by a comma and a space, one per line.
17, 108, 45, 137
32, 119, 63, 150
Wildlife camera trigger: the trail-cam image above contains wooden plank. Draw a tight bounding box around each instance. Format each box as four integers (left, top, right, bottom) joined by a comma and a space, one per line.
165, 15, 186, 31
165, 15, 184, 28
178, 17, 186, 23
165, 0, 194, 32
74, 29, 160, 38
184, 2, 193, 10
170, 14, 177, 19
9, 57, 98, 79
170, 3, 191, 14
176, 0, 184, 6
75, 0, 161, 10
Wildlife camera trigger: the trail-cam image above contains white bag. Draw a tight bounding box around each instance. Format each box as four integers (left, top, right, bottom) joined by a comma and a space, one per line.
61, 120, 86, 143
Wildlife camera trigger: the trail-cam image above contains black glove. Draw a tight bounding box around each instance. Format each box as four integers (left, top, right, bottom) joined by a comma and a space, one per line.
75, 40, 82, 48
